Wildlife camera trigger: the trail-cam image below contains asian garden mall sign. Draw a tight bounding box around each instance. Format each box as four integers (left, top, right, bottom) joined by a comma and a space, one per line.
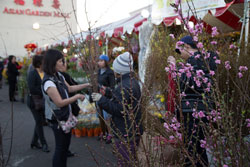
2, 0, 70, 18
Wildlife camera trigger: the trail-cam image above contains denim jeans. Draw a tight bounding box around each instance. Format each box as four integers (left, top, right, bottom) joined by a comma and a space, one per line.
52, 123, 71, 167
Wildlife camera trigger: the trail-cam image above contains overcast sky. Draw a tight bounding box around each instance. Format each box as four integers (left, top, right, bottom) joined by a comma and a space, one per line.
77, 0, 153, 31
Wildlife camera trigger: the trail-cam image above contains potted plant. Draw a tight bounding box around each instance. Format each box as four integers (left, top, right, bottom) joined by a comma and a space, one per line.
81, 123, 87, 137
74, 123, 82, 138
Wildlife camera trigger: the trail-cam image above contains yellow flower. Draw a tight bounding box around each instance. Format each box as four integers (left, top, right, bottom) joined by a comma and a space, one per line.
160, 97, 165, 103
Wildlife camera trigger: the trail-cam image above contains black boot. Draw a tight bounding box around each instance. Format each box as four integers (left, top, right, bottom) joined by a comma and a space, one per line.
31, 142, 42, 149
42, 144, 50, 153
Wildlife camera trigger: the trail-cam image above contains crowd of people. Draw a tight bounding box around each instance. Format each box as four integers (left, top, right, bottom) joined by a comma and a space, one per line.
1, 35, 218, 167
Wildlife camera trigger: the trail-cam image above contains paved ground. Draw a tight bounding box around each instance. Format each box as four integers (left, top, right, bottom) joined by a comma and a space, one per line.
0, 82, 116, 167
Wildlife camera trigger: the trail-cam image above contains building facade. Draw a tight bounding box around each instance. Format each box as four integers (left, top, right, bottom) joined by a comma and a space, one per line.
0, 0, 77, 57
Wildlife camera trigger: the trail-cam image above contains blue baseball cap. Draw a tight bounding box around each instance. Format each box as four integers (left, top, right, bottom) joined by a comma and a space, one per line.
175, 36, 197, 54
99, 54, 109, 62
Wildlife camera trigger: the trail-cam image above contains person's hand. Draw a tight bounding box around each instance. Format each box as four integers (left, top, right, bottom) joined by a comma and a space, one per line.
168, 56, 176, 65
76, 94, 85, 101
91, 93, 102, 102
84, 83, 92, 87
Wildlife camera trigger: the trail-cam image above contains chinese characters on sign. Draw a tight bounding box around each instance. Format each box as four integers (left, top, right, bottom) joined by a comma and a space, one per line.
14, 0, 25, 6
52, 0, 60, 9
33, 0, 43, 7
14, 0, 60, 9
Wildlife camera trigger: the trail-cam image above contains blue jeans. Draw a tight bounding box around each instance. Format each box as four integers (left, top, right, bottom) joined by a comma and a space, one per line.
52, 123, 71, 167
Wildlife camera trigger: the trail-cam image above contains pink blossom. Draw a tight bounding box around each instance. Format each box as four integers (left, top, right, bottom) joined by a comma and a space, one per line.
207, 82, 211, 88
176, 41, 184, 50
179, 68, 185, 73
192, 112, 198, 119
205, 52, 211, 59
203, 77, 208, 83
200, 139, 207, 148
195, 23, 204, 34
186, 72, 192, 78
211, 41, 217, 45
165, 67, 170, 72
186, 101, 190, 106
225, 61, 231, 70
212, 27, 219, 37
180, 92, 186, 98
205, 88, 211, 92
196, 70, 205, 77
195, 54, 201, 59
239, 66, 248, 72
197, 42, 203, 48
172, 117, 177, 123
164, 123, 170, 131
193, 36, 198, 42
229, 44, 237, 49
223, 165, 228, 167
169, 34, 175, 39
169, 135, 175, 140
238, 72, 243, 78
246, 119, 250, 128
215, 59, 221, 64
198, 111, 206, 118
210, 70, 215, 76
176, 132, 182, 140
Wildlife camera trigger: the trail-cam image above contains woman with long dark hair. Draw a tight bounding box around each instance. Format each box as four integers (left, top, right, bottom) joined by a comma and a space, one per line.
7, 55, 19, 101
27, 55, 49, 152
42, 49, 90, 167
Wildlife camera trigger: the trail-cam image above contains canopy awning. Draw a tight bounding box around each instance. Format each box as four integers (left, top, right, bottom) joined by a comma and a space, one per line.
50, 0, 244, 48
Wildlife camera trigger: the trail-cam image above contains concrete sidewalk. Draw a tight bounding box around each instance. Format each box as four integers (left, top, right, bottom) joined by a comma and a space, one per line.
0, 82, 116, 167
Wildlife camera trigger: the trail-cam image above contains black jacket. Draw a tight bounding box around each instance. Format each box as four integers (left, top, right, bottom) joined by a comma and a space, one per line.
97, 73, 143, 138
0, 61, 3, 73
42, 73, 70, 121
7, 62, 19, 81
27, 69, 43, 96
179, 51, 218, 112
98, 67, 115, 98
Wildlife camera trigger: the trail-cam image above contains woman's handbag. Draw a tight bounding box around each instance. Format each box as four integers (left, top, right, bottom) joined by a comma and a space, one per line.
48, 103, 78, 134
59, 111, 78, 133
31, 95, 44, 111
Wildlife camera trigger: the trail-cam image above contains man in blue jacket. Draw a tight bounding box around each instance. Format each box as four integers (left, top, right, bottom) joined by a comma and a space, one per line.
92, 52, 143, 167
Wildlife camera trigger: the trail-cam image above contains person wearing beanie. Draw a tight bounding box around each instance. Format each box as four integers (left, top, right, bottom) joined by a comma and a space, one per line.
96, 54, 115, 144
112, 52, 134, 75
169, 36, 218, 167
92, 52, 143, 166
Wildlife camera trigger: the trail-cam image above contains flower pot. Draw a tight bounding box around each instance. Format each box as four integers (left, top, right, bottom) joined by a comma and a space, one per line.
74, 129, 82, 138
71, 129, 75, 135
87, 128, 94, 137
94, 128, 99, 137
82, 127, 87, 137
98, 127, 102, 135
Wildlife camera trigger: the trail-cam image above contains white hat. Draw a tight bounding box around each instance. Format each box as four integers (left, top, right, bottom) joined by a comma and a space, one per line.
112, 52, 133, 75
